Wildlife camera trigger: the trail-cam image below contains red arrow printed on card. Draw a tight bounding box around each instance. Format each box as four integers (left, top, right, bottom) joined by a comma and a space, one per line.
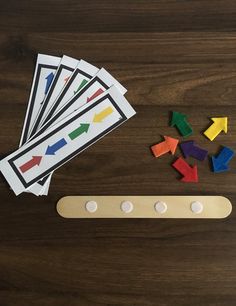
19, 156, 43, 173
172, 157, 198, 183
87, 88, 104, 102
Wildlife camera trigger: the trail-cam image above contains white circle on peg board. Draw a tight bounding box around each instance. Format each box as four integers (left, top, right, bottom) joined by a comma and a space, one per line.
191, 201, 203, 214
85, 201, 98, 213
154, 201, 167, 214
120, 201, 134, 213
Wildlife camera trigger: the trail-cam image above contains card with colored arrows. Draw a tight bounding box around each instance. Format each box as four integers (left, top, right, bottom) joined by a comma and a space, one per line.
0, 54, 134, 196
0, 87, 136, 195
20, 54, 61, 146
25, 59, 99, 196
32, 68, 127, 139
29, 55, 80, 138
41, 59, 99, 126
25, 55, 80, 196
19, 54, 61, 195
27, 66, 127, 195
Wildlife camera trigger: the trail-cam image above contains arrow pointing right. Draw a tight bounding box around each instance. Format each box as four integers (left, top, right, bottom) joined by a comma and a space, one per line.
151, 136, 179, 157
204, 117, 228, 141
68, 123, 90, 140
74, 79, 88, 95
19, 156, 42, 173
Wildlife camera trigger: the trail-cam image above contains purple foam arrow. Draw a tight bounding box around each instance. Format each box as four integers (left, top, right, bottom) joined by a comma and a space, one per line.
180, 140, 208, 161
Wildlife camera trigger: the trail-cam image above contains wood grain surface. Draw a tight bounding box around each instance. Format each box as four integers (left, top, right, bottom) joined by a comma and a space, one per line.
0, 1, 236, 305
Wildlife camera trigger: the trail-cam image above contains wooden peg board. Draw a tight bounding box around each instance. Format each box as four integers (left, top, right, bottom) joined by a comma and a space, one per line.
57, 196, 232, 219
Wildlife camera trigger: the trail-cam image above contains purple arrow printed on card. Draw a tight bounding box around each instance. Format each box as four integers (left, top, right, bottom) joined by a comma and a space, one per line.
180, 141, 208, 161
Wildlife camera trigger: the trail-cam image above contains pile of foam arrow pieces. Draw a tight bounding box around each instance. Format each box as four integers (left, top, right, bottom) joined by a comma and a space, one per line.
0, 54, 136, 196
151, 111, 235, 183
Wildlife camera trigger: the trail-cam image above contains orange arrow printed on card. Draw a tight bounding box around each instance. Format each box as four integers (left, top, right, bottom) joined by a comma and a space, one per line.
151, 136, 179, 157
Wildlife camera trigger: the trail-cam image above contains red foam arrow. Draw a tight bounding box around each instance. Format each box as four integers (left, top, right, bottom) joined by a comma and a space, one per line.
19, 156, 42, 173
151, 136, 179, 157
172, 157, 198, 183
87, 88, 104, 102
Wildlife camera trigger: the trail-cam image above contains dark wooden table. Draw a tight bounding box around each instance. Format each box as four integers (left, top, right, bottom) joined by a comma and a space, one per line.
1, 1, 236, 305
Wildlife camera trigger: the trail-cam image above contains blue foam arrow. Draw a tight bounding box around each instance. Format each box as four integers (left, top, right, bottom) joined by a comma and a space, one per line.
211, 146, 235, 173
45, 138, 67, 155
45, 72, 54, 94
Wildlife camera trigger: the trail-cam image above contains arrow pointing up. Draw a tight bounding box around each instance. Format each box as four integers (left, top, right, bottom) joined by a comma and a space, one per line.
211, 146, 235, 173
172, 157, 198, 183
45, 72, 54, 94
64, 76, 70, 83
180, 140, 208, 161
171, 111, 193, 137
151, 136, 179, 157
204, 117, 228, 141
19, 156, 42, 173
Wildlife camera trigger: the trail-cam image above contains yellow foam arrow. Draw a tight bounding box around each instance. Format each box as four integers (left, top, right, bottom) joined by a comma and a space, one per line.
93, 106, 113, 123
204, 117, 228, 141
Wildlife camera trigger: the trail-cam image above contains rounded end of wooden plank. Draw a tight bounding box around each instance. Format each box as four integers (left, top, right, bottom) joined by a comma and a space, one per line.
56, 196, 72, 218
217, 196, 232, 219
56, 195, 232, 219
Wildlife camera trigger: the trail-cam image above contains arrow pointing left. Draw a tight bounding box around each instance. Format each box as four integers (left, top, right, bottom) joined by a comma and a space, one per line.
45, 138, 67, 155
19, 156, 43, 173
211, 146, 235, 173
87, 88, 104, 102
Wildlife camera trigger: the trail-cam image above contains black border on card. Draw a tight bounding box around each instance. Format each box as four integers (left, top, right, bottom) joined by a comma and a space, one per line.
36, 74, 106, 187
30, 64, 75, 137
31, 76, 109, 140
37, 175, 50, 186
42, 68, 93, 126
21, 64, 58, 145
8, 94, 127, 188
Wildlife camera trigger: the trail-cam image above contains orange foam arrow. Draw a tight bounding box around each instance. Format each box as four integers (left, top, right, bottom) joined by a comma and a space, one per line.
151, 136, 179, 157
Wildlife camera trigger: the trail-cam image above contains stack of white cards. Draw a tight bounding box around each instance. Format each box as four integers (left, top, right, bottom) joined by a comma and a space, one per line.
0, 54, 136, 196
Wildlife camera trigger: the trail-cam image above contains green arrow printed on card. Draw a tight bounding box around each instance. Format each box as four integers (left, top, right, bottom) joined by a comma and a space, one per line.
74, 79, 88, 95
68, 123, 90, 140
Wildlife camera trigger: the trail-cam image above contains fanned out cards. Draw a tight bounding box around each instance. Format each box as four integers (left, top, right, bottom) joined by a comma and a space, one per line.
0, 54, 136, 196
